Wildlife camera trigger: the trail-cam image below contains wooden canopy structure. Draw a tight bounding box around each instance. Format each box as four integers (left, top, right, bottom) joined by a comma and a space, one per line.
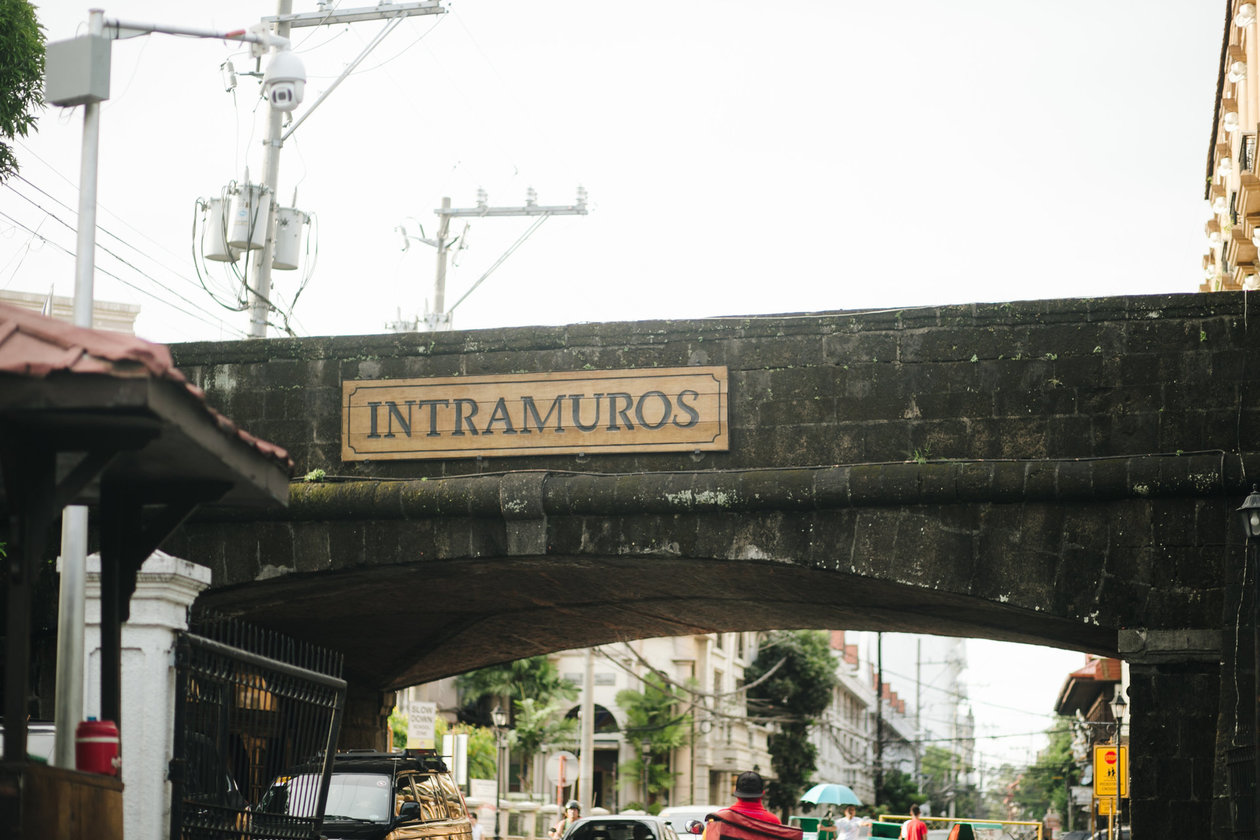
0, 301, 291, 762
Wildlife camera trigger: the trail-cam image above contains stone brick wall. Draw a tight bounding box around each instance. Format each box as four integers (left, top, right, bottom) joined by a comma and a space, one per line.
172, 293, 1260, 480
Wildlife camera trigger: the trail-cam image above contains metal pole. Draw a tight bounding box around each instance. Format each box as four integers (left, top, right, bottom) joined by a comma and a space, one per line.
914, 639, 921, 786
247, 0, 293, 338
641, 739, 651, 805
1252, 535, 1259, 840
53, 6, 105, 769
580, 647, 595, 811
875, 632, 884, 808
52, 509, 87, 767
495, 727, 504, 840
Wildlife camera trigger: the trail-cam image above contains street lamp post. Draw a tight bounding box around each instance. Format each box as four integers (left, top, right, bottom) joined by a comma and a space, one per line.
1107, 689, 1127, 840
493, 705, 508, 840
1236, 487, 1260, 839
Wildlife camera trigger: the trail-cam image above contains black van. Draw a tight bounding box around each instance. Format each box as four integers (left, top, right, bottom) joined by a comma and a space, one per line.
257, 751, 474, 840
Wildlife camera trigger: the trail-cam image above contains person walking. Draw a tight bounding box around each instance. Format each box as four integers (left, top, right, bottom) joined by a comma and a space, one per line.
833, 805, 867, 840
471, 813, 485, 840
899, 805, 928, 840
702, 772, 803, 840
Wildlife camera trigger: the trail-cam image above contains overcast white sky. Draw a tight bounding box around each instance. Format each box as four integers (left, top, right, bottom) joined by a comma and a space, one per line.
5, 0, 1215, 768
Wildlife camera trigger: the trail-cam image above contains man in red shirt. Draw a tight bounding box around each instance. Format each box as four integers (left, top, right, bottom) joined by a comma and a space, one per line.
900, 805, 928, 840
702, 772, 801, 840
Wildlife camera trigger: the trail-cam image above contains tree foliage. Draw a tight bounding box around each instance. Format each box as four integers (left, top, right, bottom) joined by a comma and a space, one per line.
746, 630, 838, 818
0, 0, 44, 181
616, 672, 692, 806
878, 769, 922, 816
387, 712, 498, 780
457, 656, 578, 726
1010, 718, 1078, 820
509, 697, 578, 791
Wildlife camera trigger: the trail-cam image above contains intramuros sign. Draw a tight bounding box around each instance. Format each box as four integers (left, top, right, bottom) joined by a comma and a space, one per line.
341, 366, 729, 461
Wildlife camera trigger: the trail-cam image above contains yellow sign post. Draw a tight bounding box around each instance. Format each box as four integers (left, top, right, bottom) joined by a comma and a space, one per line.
1093, 745, 1128, 797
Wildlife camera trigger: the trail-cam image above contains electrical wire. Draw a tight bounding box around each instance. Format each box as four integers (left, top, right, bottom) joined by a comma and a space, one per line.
292, 0, 346, 51
348, 13, 446, 75
9, 175, 216, 300
190, 197, 249, 313
11, 151, 194, 269
0, 209, 247, 337
0, 217, 46, 287
0, 185, 240, 326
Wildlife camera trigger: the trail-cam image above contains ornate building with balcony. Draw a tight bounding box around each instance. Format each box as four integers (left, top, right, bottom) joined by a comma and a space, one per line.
1204, 1, 1260, 290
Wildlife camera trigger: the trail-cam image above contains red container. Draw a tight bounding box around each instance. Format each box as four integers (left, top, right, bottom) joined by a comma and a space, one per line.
75, 719, 120, 776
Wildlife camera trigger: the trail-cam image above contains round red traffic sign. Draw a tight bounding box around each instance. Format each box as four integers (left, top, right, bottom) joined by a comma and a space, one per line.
1103, 750, 1117, 765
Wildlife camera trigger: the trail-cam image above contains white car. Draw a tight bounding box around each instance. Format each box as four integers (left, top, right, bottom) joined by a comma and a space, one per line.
658, 805, 719, 836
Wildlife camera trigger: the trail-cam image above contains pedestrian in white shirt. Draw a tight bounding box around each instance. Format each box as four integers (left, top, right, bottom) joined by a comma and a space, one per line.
833, 805, 866, 840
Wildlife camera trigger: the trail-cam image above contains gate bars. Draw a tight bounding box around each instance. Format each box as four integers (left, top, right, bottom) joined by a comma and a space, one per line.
170, 614, 345, 840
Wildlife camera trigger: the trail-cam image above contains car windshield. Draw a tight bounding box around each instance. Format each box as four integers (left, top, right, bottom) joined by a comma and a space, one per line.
259, 772, 392, 822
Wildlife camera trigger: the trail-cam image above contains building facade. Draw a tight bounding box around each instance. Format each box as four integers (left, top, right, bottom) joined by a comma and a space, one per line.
1203, 1, 1260, 291
550, 633, 772, 810
813, 632, 876, 805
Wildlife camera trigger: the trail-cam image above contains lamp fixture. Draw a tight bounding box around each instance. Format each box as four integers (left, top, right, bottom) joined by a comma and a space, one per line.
1237, 485, 1260, 539
1216, 193, 1231, 214
1208, 219, 1224, 244
1245, 272, 1260, 290
1109, 687, 1127, 723
491, 704, 508, 729
1240, 3, 1258, 27
1226, 110, 1242, 133
1221, 156, 1235, 176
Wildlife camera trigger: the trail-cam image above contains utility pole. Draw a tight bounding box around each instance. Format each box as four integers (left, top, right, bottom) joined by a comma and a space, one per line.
915, 638, 922, 787
246, 1, 446, 338
51, 8, 106, 767
247, 0, 292, 339
411, 187, 589, 331
875, 632, 883, 808
580, 648, 595, 813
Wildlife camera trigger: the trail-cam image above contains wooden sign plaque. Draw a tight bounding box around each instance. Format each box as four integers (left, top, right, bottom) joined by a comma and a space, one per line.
342, 366, 729, 461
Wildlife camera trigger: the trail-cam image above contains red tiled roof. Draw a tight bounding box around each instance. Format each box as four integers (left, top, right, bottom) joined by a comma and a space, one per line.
0, 302, 292, 473
1055, 656, 1122, 717
1068, 656, 1123, 682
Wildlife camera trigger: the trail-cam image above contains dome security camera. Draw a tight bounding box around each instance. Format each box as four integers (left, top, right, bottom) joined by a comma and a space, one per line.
262, 48, 305, 112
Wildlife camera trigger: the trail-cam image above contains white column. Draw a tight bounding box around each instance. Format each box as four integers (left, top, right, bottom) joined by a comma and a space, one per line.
85, 551, 212, 840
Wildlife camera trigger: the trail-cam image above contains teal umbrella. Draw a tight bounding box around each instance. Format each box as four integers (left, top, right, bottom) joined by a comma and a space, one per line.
799, 783, 861, 807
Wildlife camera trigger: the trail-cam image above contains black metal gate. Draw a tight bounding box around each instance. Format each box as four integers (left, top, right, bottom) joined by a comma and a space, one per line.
170, 614, 346, 840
